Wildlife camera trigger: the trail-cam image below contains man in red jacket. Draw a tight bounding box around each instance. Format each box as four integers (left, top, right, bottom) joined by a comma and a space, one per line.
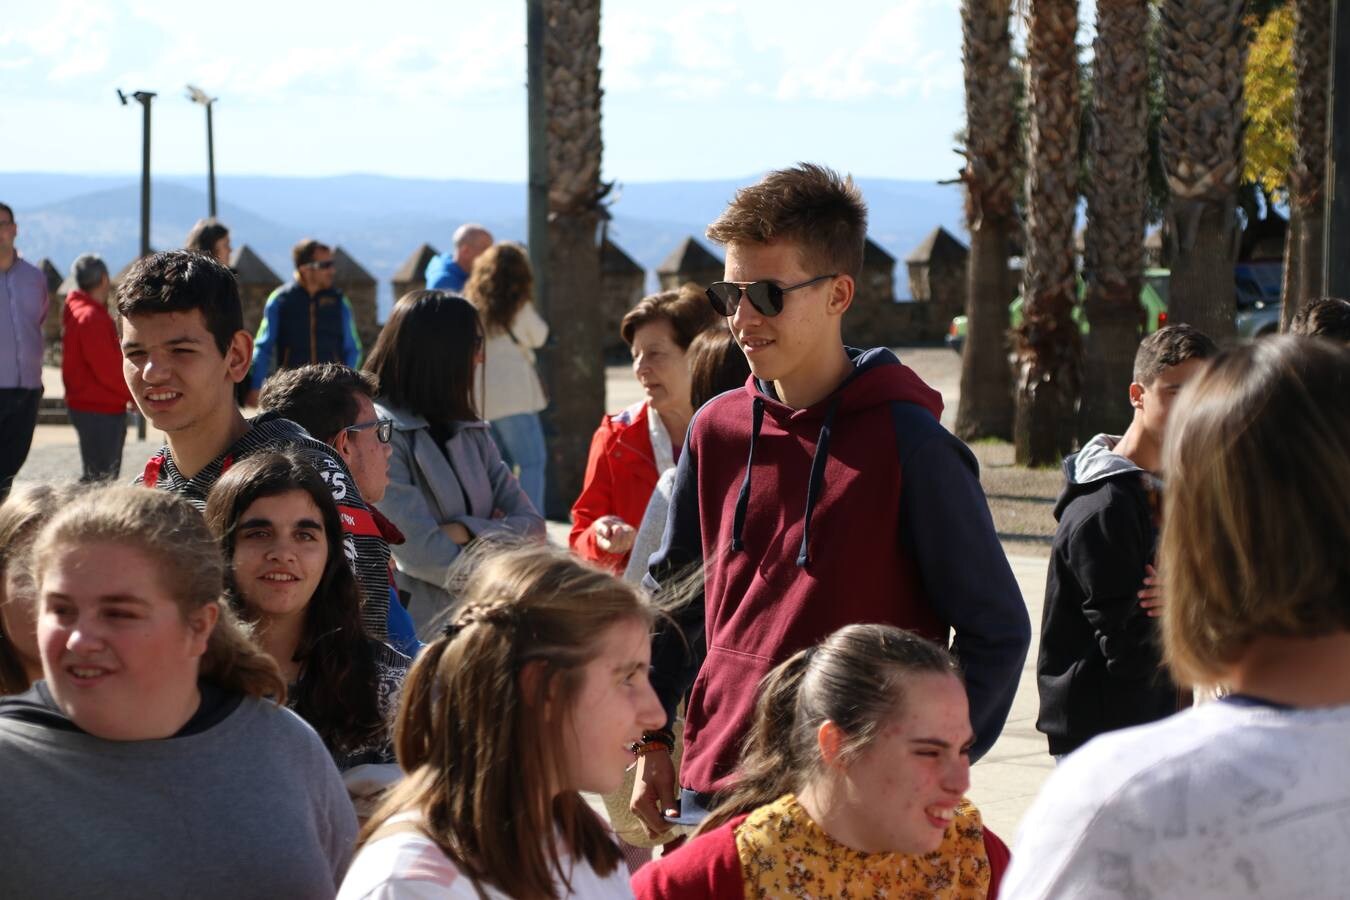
62, 254, 132, 481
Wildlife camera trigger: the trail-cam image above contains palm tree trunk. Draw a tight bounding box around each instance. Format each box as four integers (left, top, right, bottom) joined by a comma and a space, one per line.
1014, 0, 1082, 467
955, 0, 1017, 442
1081, 0, 1151, 440
534, 0, 608, 517
1159, 0, 1247, 343
1283, 0, 1331, 329
1280, 207, 1303, 323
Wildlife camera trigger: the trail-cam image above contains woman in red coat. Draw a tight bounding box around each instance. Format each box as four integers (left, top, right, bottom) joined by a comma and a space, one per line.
570, 285, 715, 573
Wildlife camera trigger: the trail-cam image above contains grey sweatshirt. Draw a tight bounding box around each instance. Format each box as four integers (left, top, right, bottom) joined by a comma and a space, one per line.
0, 689, 358, 899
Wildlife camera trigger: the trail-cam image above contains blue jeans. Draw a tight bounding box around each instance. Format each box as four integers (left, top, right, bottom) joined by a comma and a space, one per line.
490, 413, 547, 515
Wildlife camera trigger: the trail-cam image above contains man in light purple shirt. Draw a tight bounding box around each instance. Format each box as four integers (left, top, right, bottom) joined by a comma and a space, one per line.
0, 202, 50, 499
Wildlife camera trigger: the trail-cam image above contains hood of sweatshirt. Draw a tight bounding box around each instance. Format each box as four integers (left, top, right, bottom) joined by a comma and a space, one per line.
728, 347, 943, 568
1052, 433, 1147, 520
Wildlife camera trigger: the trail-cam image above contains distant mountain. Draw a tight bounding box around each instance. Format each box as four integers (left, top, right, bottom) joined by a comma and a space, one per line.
1, 172, 966, 317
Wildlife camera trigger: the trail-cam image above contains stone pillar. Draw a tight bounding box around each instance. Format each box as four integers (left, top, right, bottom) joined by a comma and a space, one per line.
229, 245, 284, 337
599, 237, 645, 355
332, 246, 380, 354
656, 236, 723, 292
391, 243, 439, 304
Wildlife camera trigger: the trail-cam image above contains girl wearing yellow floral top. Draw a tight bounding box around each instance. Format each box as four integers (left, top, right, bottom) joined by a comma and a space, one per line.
633, 624, 1009, 899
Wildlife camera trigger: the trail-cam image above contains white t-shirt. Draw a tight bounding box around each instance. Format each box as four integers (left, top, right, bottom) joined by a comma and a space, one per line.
337, 815, 633, 900
1002, 698, 1350, 899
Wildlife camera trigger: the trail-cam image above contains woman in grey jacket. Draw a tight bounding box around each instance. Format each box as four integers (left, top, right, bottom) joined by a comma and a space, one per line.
365, 290, 545, 632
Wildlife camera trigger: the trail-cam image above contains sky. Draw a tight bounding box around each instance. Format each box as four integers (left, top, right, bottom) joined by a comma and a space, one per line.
0, 0, 1096, 184
3, 0, 1094, 184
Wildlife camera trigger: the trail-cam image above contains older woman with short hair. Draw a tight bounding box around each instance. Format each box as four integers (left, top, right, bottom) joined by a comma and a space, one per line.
569, 284, 715, 574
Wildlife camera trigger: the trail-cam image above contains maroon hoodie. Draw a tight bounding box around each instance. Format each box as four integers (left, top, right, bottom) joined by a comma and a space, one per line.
646, 347, 1028, 796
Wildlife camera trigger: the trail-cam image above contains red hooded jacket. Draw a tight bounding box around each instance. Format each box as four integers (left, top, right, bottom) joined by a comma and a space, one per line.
569, 401, 662, 573
62, 290, 132, 415
646, 348, 1029, 795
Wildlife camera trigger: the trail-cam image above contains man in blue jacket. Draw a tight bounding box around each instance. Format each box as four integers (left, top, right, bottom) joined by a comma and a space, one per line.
424, 224, 492, 293
245, 238, 361, 406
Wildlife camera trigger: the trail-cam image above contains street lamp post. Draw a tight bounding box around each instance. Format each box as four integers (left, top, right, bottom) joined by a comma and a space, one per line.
186, 85, 218, 218
117, 88, 156, 440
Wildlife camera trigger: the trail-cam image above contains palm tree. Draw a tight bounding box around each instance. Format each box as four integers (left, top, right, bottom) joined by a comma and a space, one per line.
1014, 0, 1082, 466
1282, 0, 1330, 329
529, 0, 610, 516
1158, 0, 1247, 342
1079, 0, 1151, 438
955, 0, 1018, 442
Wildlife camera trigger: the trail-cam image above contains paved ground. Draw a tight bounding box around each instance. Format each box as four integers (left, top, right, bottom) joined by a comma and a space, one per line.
19, 348, 1056, 842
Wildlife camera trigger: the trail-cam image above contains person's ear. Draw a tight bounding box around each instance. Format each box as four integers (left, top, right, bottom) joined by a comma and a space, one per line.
186, 601, 220, 658
519, 659, 554, 719
816, 720, 848, 770
826, 275, 855, 318
332, 427, 352, 460
1129, 382, 1146, 410
226, 330, 254, 384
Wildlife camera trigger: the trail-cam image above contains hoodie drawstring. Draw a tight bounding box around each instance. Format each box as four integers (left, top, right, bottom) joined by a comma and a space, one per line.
796, 397, 840, 568
730, 396, 764, 552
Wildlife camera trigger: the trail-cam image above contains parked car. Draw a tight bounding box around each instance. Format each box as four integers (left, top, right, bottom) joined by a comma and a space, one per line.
947, 262, 1285, 352
1234, 261, 1283, 340
945, 268, 1170, 355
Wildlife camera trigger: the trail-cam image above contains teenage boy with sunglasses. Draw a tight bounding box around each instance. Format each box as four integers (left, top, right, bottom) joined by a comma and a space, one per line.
118, 250, 391, 638
258, 362, 420, 655
244, 238, 362, 407
631, 164, 1030, 834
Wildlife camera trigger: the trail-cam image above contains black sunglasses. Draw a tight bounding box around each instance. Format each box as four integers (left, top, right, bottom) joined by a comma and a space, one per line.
306, 259, 336, 270
705, 274, 838, 318
344, 417, 393, 443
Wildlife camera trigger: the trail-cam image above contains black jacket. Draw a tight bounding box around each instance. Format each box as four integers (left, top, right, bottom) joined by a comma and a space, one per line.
1035, 434, 1179, 756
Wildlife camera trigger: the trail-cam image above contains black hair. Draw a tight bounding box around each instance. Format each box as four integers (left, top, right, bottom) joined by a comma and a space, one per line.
364, 290, 481, 423
204, 451, 385, 754
115, 250, 244, 356
259, 363, 379, 444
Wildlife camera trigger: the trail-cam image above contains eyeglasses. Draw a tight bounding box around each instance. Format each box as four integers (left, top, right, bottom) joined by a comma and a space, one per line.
706, 274, 838, 318
305, 260, 336, 270
343, 417, 393, 443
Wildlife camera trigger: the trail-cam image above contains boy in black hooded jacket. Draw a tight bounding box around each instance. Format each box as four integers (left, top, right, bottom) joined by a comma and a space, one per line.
1036, 324, 1216, 758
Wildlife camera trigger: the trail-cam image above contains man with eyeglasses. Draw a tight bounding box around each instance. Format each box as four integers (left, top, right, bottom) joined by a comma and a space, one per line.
631, 164, 1029, 836
0, 202, 49, 500
244, 238, 362, 407
259, 362, 420, 655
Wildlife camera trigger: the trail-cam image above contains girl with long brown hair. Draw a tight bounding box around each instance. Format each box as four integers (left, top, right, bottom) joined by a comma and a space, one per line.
339, 544, 666, 899
463, 241, 550, 515
205, 451, 409, 806
0, 485, 356, 898
633, 624, 1007, 899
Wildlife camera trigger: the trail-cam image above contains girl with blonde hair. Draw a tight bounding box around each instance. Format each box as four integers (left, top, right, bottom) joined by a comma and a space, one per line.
0, 485, 356, 898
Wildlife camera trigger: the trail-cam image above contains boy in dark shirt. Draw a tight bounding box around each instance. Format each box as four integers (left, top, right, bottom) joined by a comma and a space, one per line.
1036, 324, 1216, 758
633, 164, 1030, 832
116, 250, 390, 637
